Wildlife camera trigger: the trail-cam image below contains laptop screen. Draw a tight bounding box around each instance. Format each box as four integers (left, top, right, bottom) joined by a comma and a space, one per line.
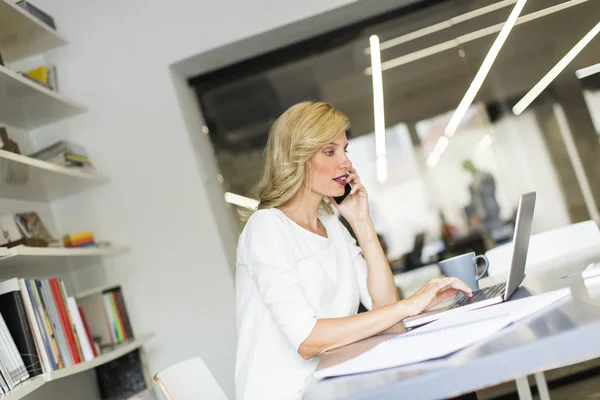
504, 191, 536, 301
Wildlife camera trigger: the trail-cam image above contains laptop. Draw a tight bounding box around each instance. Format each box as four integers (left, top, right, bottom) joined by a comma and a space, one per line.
402, 191, 536, 329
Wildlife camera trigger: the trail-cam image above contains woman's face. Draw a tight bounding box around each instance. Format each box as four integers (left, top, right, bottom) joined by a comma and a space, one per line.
308, 131, 352, 198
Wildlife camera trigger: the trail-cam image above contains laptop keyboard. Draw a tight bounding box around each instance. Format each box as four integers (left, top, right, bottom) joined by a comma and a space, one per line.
451, 282, 507, 309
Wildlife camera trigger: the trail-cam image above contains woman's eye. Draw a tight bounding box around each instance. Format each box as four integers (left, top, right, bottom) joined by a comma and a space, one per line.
324, 150, 334, 156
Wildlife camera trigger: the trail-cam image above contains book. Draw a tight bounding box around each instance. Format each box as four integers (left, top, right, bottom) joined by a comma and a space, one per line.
38, 280, 72, 367
14, 212, 57, 246
27, 280, 62, 370
78, 286, 134, 347
78, 306, 98, 357
66, 298, 94, 362
18, 279, 52, 373
49, 279, 80, 364
0, 279, 43, 377
0, 313, 28, 383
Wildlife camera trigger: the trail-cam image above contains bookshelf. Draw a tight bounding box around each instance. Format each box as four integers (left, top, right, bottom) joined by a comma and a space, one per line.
0, 64, 86, 129
0, 375, 45, 400
75, 283, 122, 300
0, 149, 108, 201
46, 334, 154, 381
0, 335, 154, 399
0, 3, 153, 399
0, 0, 67, 62
0, 245, 129, 264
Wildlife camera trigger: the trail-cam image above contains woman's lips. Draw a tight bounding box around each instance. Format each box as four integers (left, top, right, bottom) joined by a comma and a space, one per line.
333, 174, 349, 186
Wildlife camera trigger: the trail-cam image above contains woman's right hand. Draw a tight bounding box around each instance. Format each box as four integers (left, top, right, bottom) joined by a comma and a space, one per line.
401, 277, 473, 317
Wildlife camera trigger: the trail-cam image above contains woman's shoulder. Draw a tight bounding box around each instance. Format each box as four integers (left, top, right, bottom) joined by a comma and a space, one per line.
243, 208, 288, 235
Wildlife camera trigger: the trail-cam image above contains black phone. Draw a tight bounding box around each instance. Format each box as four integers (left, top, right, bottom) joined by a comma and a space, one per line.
334, 183, 352, 204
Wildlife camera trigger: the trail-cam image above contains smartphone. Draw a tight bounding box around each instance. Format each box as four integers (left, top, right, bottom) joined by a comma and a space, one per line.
334, 183, 352, 204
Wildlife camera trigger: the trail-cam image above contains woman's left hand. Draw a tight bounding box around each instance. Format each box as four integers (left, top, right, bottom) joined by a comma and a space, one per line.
329, 167, 369, 223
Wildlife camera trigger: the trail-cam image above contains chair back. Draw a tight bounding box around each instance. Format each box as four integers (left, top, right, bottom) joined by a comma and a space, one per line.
154, 357, 228, 400
486, 220, 600, 281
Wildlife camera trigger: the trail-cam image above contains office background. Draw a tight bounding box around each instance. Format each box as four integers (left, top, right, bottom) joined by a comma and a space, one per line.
0, 0, 599, 399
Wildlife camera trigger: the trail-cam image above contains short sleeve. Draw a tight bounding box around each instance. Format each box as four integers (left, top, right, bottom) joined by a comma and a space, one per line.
338, 221, 373, 311
241, 211, 318, 351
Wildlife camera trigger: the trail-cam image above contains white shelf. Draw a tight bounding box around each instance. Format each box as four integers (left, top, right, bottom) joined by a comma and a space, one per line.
0, 335, 154, 398
0, 0, 67, 62
0, 376, 45, 399
0, 245, 130, 276
0, 64, 86, 129
46, 333, 154, 381
0, 150, 108, 201
75, 283, 121, 299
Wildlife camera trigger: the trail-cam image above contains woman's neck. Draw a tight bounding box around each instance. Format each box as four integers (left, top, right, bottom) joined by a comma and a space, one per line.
279, 189, 323, 232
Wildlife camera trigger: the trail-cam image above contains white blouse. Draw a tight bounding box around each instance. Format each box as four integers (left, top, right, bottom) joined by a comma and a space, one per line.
235, 208, 373, 400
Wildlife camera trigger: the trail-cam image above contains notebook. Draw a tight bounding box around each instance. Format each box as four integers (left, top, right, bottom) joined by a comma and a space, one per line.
314, 289, 569, 379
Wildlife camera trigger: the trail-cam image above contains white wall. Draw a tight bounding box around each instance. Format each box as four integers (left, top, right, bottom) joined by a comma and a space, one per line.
22, 0, 417, 398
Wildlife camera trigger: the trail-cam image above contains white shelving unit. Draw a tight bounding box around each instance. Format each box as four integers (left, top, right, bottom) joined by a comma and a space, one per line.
0, 149, 108, 201
75, 283, 122, 300
0, 244, 129, 265
0, 0, 67, 62
0, 64, 86, 129
0, 375, 45, 400
0, 3, 152, 399
0, 335, 154, 399
46, 334, 154, 381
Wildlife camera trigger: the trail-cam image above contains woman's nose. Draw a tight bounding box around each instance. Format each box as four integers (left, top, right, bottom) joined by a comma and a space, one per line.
341, 154, 352, 171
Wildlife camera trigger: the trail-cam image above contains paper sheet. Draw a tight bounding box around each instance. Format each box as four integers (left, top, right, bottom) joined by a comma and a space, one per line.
314, 289, 570, 379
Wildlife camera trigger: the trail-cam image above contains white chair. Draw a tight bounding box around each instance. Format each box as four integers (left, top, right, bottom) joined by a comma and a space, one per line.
153, 357, 228, 400
486, 220, 600, 283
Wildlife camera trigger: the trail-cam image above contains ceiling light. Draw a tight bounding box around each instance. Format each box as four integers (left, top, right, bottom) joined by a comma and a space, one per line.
377, 156, 388, 184
224, 192, 259, 210
576, 62, 600, 79
370, 35, 387, 160
513, 21, 600, 115
427, 152, 441, 168
445, 0, 527, 137
364, 0, 590, 75
364, 0, 517, 55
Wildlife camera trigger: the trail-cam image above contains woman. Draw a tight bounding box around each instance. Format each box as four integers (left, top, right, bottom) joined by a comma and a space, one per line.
235, 102, 472, 400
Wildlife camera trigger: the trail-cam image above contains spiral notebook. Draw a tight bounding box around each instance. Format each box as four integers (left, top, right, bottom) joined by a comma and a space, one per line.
314, 289, 569, 379
314, 315, 511, 379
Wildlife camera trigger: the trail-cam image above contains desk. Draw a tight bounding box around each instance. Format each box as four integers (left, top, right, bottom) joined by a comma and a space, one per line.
304, 259, 600, 400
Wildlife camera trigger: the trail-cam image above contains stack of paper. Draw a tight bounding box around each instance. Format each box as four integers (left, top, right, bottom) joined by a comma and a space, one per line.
314, 289, 569, 379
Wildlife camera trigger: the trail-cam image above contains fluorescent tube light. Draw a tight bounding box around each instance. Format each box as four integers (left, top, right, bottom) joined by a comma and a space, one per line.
364, 0, 590, 75
377, 156, 388, 184
370, 35, 387, 160
576, 62, 600, 79
513, 21, 600, 115
365, 0, 517, 55
224, 192, 259, 210
445, 0, 527, 137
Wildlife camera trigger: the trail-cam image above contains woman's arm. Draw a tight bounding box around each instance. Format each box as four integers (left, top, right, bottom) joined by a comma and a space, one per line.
298, 301, 405, 359
350, 218, 398, 308
298, 277, 472, 359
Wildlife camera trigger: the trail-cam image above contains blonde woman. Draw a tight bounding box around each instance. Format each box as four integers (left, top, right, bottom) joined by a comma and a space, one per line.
235, 102, 473, 400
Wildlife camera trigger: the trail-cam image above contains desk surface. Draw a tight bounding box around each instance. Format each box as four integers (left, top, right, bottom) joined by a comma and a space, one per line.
304, 259, 600, 400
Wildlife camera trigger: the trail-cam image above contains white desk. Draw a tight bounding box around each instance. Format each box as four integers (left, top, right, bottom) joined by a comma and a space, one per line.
305, 259, 600, 400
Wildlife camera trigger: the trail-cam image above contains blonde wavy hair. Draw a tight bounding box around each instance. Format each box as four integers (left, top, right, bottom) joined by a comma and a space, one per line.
243, 101, 350, 219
